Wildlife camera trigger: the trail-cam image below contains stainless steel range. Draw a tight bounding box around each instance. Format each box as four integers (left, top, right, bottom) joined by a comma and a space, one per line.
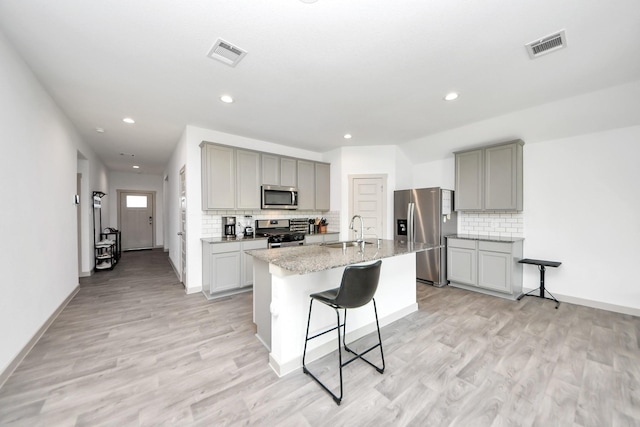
255, 219, 306, 248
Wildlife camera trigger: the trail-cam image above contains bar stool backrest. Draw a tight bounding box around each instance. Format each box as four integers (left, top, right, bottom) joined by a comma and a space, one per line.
333, 260, 382, 309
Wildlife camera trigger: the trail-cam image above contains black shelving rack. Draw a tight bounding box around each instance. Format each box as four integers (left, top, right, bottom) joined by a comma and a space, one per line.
92, 191, 117, 271
100, 229, 121, 261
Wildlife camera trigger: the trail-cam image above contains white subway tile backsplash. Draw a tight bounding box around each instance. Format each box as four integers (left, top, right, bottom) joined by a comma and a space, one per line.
458, 211, 524, 238
201, 210, 340, 238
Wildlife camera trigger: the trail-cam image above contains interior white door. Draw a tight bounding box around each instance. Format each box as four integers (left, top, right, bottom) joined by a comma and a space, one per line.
350, 176, 386, 240
120, 191, 154, 250
179, 166, 186, 285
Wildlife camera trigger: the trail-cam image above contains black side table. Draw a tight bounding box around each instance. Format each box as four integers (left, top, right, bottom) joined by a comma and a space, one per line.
517, 258, 562, 309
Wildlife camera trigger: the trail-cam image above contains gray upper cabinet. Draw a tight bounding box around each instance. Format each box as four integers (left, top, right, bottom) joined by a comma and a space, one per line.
484, 143, 523, 210
297, 160, 315, 210
261, 153, 280, 185
455, 140, 524, 211
280, 157, 297, 187
315, 162, 330, 211
201, 143, 235, 210
236, 150, 261, 209
202, 141, 330, 211
455, 149, 483, 210
261, 154, 297, 187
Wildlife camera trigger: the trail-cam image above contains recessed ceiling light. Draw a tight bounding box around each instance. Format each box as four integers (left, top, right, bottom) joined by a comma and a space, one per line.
132, 165, 140, 169
122, 117, 135, 124
344, 134, 352, 139
444, 92, 459, 101
95, 127, 105, 133
220, 95, 234, 104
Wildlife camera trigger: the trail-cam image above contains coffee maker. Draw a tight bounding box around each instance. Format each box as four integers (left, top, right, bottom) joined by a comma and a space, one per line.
222, 216, 236, 238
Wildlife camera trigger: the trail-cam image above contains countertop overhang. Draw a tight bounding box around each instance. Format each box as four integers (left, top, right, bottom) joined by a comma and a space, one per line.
245, 239, 440, 275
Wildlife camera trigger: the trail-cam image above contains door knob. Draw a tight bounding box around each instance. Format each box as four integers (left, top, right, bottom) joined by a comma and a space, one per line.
177, 232, 184, 236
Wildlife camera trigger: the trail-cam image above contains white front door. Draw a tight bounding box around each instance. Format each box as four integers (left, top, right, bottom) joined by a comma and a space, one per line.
119, 191, 154, 250
349, 175, 386, 240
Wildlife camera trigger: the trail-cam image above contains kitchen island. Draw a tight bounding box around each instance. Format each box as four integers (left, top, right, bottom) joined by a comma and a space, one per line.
246, 239, 440, 376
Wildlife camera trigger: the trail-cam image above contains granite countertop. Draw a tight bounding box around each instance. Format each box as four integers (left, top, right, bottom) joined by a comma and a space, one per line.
245, 239, 441, 275
446, 234, 525, 243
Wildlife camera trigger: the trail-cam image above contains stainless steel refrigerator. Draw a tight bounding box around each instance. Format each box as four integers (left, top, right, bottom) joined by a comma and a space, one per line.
394, 187, 457, 287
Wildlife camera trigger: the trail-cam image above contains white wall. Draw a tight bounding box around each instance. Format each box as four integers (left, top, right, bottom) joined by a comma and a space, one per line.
523, 127, 640, 311
0, 30, 107, 377
412, 156, 455, 190
108, 171, 164, 247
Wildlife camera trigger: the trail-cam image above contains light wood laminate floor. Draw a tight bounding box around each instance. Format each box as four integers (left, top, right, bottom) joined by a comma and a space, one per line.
1, 249, 639, 426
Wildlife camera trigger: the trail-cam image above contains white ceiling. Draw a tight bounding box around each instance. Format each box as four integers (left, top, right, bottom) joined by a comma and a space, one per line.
1, 0, 639, 174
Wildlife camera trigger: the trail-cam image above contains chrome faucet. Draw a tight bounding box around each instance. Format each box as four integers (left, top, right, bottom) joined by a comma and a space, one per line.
350, 215, 364, 244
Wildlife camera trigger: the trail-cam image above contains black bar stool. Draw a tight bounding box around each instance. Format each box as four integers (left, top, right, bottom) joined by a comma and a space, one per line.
302, 260, 385, 405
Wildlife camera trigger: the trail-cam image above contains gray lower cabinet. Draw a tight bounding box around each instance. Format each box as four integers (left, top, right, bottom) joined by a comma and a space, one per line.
454, 140, 524, 211
202, 239, 267, 299
447, 238, 477, 286
242, 239, 266, 286
447, 237, 523, 299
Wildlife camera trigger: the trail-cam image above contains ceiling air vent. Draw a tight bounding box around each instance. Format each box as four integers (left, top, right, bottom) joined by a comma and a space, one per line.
525, 30, 567, 59
207, 38, 247, 67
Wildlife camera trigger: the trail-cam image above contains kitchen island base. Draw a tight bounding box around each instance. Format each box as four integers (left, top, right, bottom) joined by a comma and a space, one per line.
253, 252, 418, 377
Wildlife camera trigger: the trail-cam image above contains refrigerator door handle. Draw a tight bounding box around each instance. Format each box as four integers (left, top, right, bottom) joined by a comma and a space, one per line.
408, 202, 415, 242
406, 203, 410, 240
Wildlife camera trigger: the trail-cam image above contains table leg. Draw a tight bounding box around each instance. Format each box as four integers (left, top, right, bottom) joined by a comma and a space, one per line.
517, 264, 560, 309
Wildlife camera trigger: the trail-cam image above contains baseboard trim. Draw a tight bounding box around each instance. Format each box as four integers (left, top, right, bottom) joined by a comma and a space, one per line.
0, 284, 80, 389
521, 287, 640, 317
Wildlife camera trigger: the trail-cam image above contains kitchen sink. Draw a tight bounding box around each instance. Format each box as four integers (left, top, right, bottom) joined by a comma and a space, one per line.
322, 240, 372, 249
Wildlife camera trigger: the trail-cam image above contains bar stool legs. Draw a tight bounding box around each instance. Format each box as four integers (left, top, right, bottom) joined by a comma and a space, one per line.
302, 298, 385, 405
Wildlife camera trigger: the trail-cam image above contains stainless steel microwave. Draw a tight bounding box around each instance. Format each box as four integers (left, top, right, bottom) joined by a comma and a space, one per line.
261, 185, 298, 210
